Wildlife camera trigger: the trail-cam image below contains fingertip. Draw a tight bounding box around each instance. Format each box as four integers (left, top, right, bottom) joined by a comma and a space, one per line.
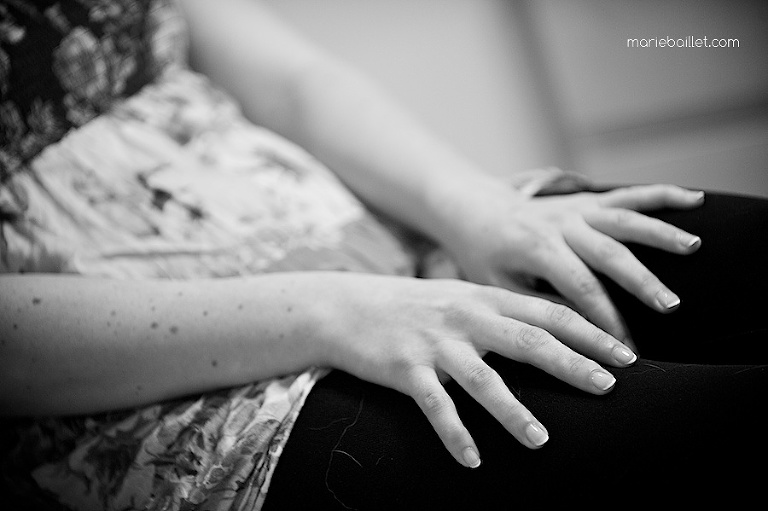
462, 446, 482, 469
611, 345, 637, 366
654, 289, 681, 313
622, 334, 639, 355
525, 421, 549, 448
590, 369, 617, 392
678, 232, 702, 253
680, 189, 705, 209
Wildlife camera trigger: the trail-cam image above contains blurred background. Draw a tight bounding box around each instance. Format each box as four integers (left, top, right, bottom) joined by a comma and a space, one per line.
265, 0, 768, 198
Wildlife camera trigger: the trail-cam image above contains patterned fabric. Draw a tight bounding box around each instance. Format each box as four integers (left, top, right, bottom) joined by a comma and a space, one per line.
0, 0, 185, 182
0, 2, 415, 510
0, 1, 594, 510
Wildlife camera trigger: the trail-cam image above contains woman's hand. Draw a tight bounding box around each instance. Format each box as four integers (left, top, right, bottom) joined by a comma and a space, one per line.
429, 177, 704, 346
310, 272, 636, 468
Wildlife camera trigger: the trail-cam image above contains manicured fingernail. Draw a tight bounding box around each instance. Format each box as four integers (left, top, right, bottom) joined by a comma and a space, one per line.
678, 233, 701, 249
655, 289, 680, 310
463, 447, 482, 468
612, 345, 637, 365
591, 369, 616, 391
525, 422, 549, 447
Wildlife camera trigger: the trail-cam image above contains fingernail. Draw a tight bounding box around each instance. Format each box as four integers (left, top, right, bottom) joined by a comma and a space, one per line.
591, 369, 616, 391
655, 289, 681, 311
691, 190, 705, 201
678, 233, 701, 249
525, 422, 549, 447
612, 345, 637, 365
463, 447, 482, 468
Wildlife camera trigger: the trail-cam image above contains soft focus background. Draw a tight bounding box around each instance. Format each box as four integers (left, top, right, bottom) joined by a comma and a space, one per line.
265, 0, 768, 198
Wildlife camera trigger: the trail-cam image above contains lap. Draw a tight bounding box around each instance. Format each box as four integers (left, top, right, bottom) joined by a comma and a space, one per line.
265, 192, 768, 508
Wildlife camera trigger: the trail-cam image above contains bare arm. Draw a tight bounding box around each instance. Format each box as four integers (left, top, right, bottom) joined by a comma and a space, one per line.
1, 270, 637, 467
180, 0, 703, 345
180, 0, 491, 242
0, 273, 325, 416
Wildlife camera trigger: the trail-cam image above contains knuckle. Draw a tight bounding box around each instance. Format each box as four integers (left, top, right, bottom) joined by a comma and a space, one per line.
614, 209, 635, 227
573, 272, 602, 297
545, 303, 575, 327
519, 224, 558, 257
477, 285, 508, 306
595, 241, 624, 261
438, 298, 481, 328
515, 326, 548, 352
592, 329, 615, 350
464, 363, 497, 392
564, 354, 587, 375
419, 389, 451, 417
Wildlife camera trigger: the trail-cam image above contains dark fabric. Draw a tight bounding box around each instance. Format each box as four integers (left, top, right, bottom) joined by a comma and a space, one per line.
265, 192, 768, 508
0, 0, 180, 183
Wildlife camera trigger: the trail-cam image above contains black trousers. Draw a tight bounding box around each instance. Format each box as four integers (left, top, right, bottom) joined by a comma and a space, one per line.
265, 192, 768, 508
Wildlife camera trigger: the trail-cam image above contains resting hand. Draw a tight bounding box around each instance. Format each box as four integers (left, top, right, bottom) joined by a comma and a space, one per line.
430, 178, 704, 345
312, 273, 636, 468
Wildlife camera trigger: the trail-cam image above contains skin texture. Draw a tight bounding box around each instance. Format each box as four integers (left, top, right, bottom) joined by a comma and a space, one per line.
0, 0, 702, 469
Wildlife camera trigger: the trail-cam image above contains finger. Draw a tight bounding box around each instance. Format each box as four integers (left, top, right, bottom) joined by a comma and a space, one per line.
584, 208, 701, 254
565, 221, 681, 313
439, 346, 549, 449
485, 290, 636, 367
467, 313, 620, 396
407, 365, 483, 468
597, 184, 704, 211
527, 239, 631, 344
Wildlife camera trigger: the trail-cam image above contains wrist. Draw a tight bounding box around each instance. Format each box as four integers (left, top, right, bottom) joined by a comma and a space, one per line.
423, 171, 525, 246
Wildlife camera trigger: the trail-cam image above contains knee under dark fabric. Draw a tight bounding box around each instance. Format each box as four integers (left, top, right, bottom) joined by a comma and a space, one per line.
264, 193, 768, 508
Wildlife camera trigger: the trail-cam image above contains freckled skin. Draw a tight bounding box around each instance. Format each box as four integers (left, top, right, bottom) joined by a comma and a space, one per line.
211, 360, 218, 367
151, 322, 158, 329
32, 298, 41, 305
170, 326, 178, 334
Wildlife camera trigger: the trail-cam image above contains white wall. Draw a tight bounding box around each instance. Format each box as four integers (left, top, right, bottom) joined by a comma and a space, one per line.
526, 0, 768, 197
264, 0, 567, 175
265, 0, 768, 197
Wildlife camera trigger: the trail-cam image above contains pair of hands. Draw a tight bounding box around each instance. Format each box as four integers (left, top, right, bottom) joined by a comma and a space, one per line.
317, 181, 703, 468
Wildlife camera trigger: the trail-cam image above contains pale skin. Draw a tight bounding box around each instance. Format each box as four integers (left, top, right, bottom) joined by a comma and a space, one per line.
0, 0, 703, 469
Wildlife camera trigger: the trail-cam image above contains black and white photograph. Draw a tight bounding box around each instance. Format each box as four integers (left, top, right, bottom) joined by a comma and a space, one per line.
1, 1, 767, 509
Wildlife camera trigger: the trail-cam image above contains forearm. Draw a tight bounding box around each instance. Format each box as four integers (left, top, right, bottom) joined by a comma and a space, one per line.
0, 273, 325, 416
182, 0, 523, 244
288, 62, 518, 241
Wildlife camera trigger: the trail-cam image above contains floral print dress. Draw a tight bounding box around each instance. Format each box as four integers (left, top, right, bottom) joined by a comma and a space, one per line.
0, 1, 416, 510
0, 1, 595, 510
